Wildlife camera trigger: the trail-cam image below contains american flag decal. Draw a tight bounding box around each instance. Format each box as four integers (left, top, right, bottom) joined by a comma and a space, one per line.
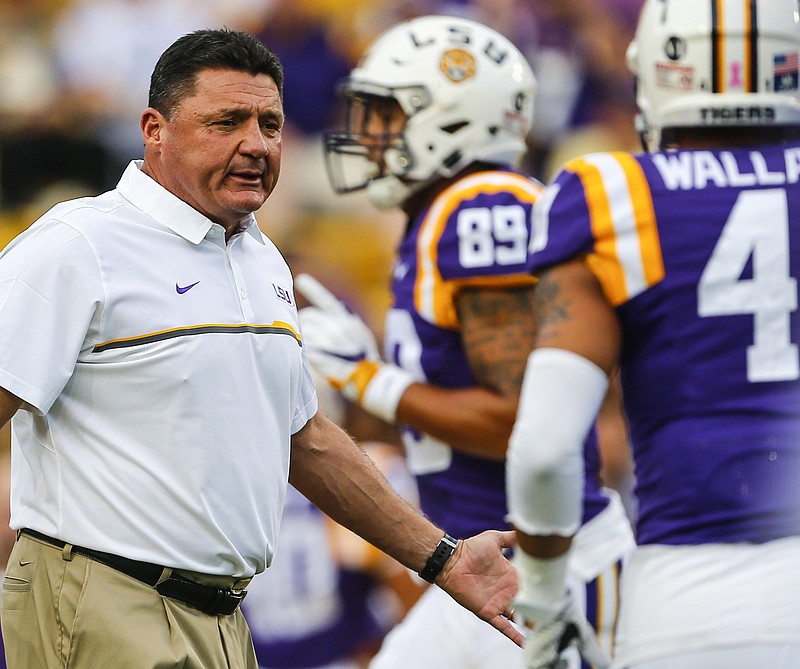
774, 52, 799, 91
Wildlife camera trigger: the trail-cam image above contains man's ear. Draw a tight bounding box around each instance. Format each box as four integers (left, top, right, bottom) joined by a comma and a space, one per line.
141, 108, 164, 146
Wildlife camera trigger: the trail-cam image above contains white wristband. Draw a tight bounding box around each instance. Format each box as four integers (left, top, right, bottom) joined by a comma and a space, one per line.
361, 363, 415, 423
513, 549, 570, 613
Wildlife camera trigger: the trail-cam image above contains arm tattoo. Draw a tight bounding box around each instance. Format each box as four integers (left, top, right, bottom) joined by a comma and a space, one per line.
533, 269, 572, 347
458, 287, 537, 396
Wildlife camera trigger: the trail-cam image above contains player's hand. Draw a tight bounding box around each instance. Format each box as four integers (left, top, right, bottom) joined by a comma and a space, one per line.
437, 530, 525, 648
295, 273, 414, 423
516, 592, 611, 669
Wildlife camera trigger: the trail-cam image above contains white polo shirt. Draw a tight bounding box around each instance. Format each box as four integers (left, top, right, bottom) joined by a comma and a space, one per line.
0, 161, 318, 577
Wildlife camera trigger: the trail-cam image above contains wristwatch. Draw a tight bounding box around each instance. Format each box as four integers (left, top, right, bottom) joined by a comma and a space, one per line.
418, 533, 458, 583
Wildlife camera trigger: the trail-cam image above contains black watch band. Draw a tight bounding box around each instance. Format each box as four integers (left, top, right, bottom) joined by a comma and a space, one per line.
418, 533, 458, 583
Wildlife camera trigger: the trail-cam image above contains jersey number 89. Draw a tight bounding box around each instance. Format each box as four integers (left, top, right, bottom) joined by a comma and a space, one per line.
457, 204, 529, 268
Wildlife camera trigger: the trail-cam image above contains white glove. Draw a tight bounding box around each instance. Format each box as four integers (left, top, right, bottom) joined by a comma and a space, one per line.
518, 594, 610, 669
295, 273, 414, 423
513, 551, 611, 669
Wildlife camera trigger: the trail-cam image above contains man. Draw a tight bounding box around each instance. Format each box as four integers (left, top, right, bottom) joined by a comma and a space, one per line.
506, 0, 800, 667
296, 15, 633, 669
0, 28, 523, 669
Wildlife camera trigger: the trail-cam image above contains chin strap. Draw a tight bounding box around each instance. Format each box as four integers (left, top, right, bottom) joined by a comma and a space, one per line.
634, 113, 652, 152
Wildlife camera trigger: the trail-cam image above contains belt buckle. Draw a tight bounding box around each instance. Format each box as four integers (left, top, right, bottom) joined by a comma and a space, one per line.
156, 575, 248, 616
214, 588, 247, 616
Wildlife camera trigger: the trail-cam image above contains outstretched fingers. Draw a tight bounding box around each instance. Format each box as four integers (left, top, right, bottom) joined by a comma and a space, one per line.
437, 529, 524, 646
490, 612, 525, 647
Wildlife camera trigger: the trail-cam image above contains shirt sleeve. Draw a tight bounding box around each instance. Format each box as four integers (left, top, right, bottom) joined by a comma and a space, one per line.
291, 354, 319, 435
528, 152, 664, 307
0, 218, 104, 414
527, 167, 597, 275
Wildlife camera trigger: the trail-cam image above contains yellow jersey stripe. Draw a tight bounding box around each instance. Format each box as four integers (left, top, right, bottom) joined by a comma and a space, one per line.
617, 152, 664, 286
569, 157, 629, 305
568, 153, 664, 306
449, 274, 537, 291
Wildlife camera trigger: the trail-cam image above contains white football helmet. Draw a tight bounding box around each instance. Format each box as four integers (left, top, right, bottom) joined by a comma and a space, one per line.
628, 0, 800, 150
323, 15, 536, 209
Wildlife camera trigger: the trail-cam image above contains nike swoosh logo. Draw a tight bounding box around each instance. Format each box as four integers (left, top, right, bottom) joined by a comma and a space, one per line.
176, 281, 200, 294
19, 559, 33, 566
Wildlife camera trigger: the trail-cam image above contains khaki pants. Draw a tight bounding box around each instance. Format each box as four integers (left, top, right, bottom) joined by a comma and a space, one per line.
1, 532, 258, 669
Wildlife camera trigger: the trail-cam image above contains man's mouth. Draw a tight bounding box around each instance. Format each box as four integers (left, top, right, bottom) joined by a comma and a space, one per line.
230, 170, 264, 185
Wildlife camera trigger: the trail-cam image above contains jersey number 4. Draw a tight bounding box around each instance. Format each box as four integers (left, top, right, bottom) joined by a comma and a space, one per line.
698, 188, 799, 382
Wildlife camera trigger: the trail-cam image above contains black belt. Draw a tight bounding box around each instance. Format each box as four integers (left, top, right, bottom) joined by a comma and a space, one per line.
20, 529, 247, 616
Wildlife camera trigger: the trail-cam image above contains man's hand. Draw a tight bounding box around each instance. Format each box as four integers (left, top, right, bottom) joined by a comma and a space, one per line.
516, 593, 610, 669
436, 530, 525, 647
295, 273, 414, 423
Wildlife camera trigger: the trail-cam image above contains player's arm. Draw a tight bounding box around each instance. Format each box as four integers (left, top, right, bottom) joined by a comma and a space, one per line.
394, 285, 536, 460
509, 256, 621, 554
506, 257, 621, 668
289, 409, 523, 646
0, 387, 22, 430
295, 273, 534, 461
532, 259, 621, 374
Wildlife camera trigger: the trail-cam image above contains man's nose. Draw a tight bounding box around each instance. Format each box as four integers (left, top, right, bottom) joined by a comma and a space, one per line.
239, 119, 269, 156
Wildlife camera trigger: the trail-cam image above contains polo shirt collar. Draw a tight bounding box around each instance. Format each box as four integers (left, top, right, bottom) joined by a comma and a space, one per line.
117, 160, 264, 245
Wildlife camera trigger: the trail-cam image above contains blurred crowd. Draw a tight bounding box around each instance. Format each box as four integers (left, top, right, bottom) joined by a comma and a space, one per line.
0, 0, 643, 324
0, 0, 641, 666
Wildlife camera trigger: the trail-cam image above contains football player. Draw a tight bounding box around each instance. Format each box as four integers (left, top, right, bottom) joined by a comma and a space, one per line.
296, 14, 634, 669
507, 0, 800, 667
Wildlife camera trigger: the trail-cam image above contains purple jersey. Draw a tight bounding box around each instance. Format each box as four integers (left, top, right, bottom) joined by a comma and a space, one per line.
529, 144, 800, 545
386, 168, 609, 539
